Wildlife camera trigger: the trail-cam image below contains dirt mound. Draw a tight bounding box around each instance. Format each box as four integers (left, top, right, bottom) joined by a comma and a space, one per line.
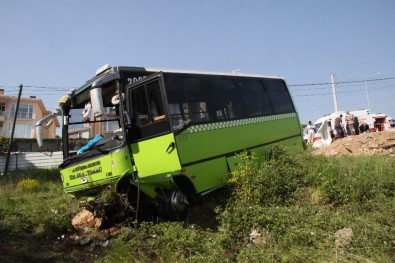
313, 131, 395, 156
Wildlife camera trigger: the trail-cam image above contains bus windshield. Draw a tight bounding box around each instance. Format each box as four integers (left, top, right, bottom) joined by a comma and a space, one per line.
63, 80, 124, 157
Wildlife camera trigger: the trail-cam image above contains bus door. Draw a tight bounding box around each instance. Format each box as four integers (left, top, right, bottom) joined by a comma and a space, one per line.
125, 73, 181, 178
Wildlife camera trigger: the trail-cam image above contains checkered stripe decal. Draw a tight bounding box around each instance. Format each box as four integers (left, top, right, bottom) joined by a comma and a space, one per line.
187, 113, 296, 133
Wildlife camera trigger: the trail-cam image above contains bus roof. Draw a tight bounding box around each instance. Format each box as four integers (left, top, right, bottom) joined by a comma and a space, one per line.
70, 65, 286, 101
117, 66, 284, 80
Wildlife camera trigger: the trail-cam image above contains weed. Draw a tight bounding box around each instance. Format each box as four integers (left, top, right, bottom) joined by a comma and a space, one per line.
16, 179, 39, 192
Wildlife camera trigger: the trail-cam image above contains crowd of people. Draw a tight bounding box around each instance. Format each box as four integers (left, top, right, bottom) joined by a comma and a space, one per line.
333, 111, 372, 139
306, 111, 372, 144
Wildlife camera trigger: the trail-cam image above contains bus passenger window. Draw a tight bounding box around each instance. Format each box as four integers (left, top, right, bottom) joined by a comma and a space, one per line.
201, 77, 245, 120
169, 103, 183, 128
263, 79, 295, 114
236, 78, 273, 117
187, 102, 207, 122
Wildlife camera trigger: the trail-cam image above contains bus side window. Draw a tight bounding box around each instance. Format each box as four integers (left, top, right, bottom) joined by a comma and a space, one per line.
130, 80, 166, 126
188, 102, 208, 122
165, 74, 209, 128
236, 78, 273, 117
169, 103, 182, 122
263, 79, 295, 114
201, 77, 245, 120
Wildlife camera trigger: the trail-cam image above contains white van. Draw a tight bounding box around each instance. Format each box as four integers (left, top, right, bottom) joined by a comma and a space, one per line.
312, 109, 375, 142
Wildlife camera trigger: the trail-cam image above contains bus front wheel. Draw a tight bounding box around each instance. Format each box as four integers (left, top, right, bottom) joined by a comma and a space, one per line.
170, 190, 189, 212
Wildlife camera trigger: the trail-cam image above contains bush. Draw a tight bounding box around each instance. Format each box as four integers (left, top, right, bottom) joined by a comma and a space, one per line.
16, 179, 39, 191
221, 146, 307, 239
228, 145, 306, 207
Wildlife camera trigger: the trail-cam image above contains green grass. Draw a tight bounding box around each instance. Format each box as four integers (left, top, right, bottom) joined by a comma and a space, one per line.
96, 146, 395, 263
1, 147, 394, 262
0, 168, 79, 239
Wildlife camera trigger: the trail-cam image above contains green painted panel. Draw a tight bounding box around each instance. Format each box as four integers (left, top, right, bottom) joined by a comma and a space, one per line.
182, 157, 229, 193
176, 114, 302, 165
131, 133, 181, 177
185, 136, 301, 194
226, 154, 244, 173
61, 147, 132, 194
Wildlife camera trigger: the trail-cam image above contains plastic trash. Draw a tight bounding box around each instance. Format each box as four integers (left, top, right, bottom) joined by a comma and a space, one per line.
313, 120, 332, 149
77, 134, 103, 154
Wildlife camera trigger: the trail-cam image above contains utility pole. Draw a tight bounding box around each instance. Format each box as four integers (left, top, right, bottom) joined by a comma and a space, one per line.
331, 74, 339, 112
364, 79, 371, 112
4, 84, 23, 176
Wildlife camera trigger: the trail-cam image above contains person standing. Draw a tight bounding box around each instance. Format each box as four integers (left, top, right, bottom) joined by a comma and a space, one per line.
353, 115, 360, 135
306, 121, 315, 144
334, 114, 345, 138
346, 111, 354, 135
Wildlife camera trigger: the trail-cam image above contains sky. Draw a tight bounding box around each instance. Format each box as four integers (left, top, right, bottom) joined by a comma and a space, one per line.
1, 0, 394, 126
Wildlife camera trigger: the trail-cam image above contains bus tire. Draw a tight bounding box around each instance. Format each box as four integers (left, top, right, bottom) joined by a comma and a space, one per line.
170, 174, 199, 205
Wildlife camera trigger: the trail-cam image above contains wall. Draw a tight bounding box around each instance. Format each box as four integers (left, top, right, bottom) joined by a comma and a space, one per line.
0, 151, 63, 172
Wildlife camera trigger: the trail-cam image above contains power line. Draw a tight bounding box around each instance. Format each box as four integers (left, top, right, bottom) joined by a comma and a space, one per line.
288, 76, 395, 88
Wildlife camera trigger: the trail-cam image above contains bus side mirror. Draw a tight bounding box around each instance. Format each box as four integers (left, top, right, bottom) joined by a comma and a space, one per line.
36, 108, 61, 147
90, 87, 105, 118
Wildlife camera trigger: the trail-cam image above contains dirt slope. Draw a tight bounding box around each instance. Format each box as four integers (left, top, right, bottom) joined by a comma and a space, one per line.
313, 131, 395, 156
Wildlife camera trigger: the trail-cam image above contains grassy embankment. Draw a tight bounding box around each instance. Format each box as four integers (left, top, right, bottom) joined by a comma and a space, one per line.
0, 146, 394, 262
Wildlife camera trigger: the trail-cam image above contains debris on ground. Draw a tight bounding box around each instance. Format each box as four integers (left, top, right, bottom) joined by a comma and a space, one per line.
72, 209, 103, 230
335, 228, 354, 248
313, 131, 395, 156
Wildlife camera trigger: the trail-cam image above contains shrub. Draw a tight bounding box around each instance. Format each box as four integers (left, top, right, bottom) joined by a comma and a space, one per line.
16, 179, 39, 192
228, 145, 306, 208
219, 145, 307, 245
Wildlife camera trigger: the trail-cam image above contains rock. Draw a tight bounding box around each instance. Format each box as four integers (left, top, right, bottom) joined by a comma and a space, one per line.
249, 228, 271, 245
335, 228, 353, 248
249, 229, 261, 244
72, 209, 102, 230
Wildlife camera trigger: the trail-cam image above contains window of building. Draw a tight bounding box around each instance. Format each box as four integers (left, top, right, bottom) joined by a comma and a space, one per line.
0, 103, 5, 116
9, 104, 34, 119
7, 123, 32, 138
